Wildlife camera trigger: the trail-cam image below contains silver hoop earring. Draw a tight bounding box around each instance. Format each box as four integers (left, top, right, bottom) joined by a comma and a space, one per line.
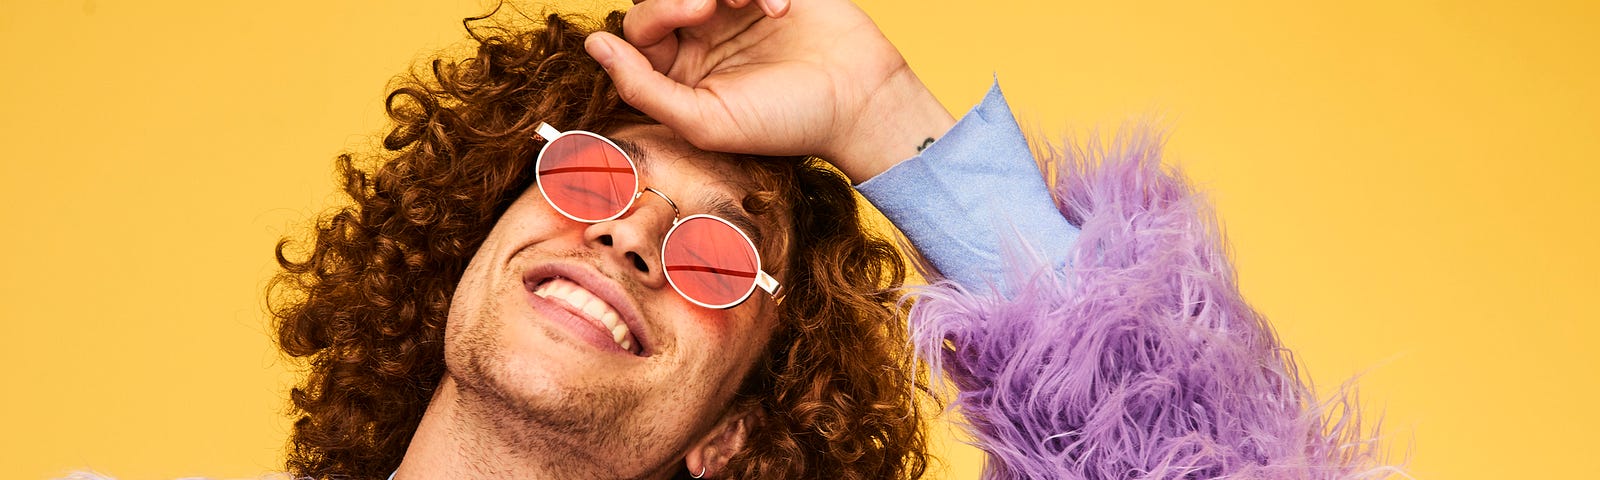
691, 465, 706, 479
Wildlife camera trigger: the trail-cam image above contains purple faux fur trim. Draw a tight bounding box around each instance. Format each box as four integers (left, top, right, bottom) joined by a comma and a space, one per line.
907, 127, 1396, 479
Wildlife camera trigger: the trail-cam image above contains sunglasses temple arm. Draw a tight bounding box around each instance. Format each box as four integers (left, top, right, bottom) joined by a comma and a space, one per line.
756, 270, 781, 297
536, 123, 562, 141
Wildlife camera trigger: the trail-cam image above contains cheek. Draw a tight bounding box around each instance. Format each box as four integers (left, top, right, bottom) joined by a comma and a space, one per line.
692, 306, 771, 354
485, 189, 568, 245
504, 188, 558, 225
446, 190, 560, 324
693, 312, 737, 340
654, 299, 748, 351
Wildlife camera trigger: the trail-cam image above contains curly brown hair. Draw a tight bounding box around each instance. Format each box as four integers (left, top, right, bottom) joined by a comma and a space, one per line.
268, 9, 930, 480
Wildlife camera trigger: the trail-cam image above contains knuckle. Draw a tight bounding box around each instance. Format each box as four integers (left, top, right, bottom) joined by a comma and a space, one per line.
615, 82, 645, 105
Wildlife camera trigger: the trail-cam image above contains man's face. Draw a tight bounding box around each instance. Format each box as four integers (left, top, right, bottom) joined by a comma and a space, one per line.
443, 124, 786, 474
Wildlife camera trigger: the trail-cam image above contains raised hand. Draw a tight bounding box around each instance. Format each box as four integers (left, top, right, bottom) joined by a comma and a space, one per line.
584, 0, 955, 183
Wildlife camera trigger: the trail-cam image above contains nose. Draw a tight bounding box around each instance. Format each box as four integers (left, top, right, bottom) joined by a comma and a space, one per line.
583, 189, 678, 288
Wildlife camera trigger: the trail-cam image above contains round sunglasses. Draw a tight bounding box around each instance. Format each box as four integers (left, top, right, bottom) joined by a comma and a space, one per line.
533, 123, 781, 309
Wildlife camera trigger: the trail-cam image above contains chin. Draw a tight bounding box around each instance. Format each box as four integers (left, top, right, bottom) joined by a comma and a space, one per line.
449, 306, 563, 399
449, 295, 640, 421
453, 320, 671, 468
444, 318, 705, 477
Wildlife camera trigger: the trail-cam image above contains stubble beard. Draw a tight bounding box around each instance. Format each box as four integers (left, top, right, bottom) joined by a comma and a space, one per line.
444, 274, 670, 476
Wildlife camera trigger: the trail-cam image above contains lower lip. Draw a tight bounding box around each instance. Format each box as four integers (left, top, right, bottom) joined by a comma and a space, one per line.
525, 290, 632, 356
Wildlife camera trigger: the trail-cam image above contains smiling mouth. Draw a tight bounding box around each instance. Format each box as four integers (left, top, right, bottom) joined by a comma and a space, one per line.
528, 276, 643, 356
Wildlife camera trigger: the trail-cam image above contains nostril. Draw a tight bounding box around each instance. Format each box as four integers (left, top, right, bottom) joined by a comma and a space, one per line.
627, 252, 649, 273
599, 234, 614, 247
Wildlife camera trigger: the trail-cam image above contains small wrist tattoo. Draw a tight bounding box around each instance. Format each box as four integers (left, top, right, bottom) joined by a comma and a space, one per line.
916, 137, 936, 153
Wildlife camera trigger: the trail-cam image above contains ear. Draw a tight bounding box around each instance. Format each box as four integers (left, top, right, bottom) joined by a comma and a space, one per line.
684, 409, 756, 478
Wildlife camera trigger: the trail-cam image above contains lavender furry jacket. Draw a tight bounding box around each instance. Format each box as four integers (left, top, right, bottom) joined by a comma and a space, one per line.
861, 84, 1396, 479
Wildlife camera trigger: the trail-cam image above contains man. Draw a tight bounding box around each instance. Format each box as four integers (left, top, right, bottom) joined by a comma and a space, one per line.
271, 4, 935, 479
274, 0, 1390, 478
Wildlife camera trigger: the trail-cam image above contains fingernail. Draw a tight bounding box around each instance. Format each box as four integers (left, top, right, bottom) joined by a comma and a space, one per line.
763, 0, 788, 16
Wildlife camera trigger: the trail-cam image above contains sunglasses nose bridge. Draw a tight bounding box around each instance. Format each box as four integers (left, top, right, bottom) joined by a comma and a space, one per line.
581, 210, 673, 289
639, 187, 681, 220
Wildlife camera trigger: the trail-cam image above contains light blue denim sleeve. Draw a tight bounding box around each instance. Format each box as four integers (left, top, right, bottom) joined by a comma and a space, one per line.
856, 81, 1079, 295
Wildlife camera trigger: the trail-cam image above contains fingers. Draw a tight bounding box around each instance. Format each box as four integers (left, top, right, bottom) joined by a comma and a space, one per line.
757, 0, 790, 18
586, 32, 720, 135
720, 0, 789, 17
623, 0, 718, 50
624, 0, 720, 72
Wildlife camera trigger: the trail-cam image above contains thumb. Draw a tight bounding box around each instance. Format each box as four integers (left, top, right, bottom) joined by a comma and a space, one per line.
585, 32, 722, 140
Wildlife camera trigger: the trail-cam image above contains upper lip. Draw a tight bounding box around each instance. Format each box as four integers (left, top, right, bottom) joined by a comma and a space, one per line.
520, 261, 652, 357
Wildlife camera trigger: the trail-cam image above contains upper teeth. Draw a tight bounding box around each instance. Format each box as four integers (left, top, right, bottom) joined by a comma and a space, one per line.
533, 277, 636, 353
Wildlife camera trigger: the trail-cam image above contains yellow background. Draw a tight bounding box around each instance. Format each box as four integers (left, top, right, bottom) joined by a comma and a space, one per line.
2, 0, 1595, 478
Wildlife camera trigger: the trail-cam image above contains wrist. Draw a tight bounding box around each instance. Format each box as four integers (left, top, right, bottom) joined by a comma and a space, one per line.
826, 67, 955, 183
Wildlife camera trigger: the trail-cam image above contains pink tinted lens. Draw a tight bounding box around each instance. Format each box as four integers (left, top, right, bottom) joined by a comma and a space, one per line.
538, 133, 636, 221
663, 216, 759, 308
